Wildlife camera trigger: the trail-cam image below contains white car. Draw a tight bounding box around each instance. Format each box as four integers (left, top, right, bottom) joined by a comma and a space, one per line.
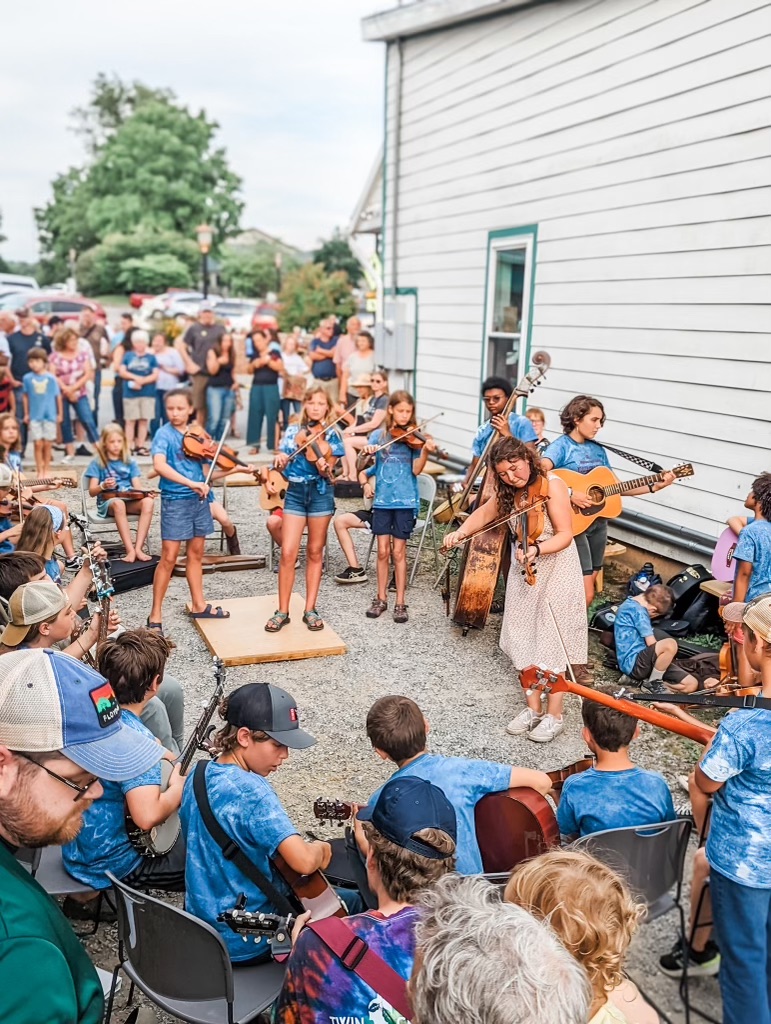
211, 299, 259, 333
138, 291, 223, 328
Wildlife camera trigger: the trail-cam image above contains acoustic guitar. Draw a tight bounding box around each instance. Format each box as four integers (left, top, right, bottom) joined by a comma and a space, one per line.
554, 464, 694, 536
711, 527, 739, 583
218, 895, 294, 958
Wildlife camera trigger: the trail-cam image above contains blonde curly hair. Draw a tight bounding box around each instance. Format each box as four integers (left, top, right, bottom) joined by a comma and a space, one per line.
504, 849, 645, 1003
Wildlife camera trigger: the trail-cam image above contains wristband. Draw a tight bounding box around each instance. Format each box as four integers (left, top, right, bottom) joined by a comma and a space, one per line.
648, 483, 655, 493
534, 541, 541, 557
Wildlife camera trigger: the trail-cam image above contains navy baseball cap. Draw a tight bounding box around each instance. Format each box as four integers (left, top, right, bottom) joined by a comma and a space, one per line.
357, 776, 457, 859
225, 683, 315, 749
0, 649, 163, 781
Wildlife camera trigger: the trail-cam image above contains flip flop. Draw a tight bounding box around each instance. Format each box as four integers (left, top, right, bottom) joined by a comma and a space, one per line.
189, 604, 230, 620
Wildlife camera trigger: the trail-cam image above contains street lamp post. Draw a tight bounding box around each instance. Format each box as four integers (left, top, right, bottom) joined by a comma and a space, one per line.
274, 251, 283, 293
195, 224, 214, 300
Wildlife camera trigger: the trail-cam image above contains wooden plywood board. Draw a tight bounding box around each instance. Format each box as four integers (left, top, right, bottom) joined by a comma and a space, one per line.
699, 579, 732, 599
186, 593, 347, 666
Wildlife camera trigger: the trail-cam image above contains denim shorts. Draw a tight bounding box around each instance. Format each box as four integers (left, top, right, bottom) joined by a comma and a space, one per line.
283, 479, 335, 519
161, 495, 214, 541
372, 507, 416, 540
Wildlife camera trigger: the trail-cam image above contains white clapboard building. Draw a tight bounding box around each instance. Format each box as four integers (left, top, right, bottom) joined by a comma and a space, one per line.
359, 0, 771, 563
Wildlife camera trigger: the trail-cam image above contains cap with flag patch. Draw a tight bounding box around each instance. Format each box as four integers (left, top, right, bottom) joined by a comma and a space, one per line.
225, 682, 315, 749
0, 648, 162, 781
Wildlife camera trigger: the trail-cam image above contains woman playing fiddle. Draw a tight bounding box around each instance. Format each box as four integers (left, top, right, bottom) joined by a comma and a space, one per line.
264, 386, 344, 633
442, 437, 587, 743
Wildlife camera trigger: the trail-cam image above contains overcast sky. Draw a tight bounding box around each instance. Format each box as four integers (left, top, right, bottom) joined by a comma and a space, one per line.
0, 1, 387, 262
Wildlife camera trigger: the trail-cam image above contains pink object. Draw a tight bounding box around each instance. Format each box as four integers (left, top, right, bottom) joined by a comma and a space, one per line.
711, 527, 739, 582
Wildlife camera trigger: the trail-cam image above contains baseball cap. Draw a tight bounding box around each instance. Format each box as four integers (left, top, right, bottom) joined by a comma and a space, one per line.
1, 581, 69, 647
0, 464, 12, 488
723, 593, 771, 641
357, 776, 457, 860
199, 302, 215, 313
0, 648, 162, 781
225, 683, 315, 749
42, 504, 64, 531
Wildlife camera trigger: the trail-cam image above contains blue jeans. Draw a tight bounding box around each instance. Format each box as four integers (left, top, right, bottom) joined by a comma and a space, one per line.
711, 866, 771, 1024
62, 395, 99, 444
247, 383, 280, 449
280, 397, 301, 429
93, 365, 102, 420
206, 386, 236, 440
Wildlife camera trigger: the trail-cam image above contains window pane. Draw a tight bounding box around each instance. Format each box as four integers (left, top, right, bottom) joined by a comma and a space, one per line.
491, 248, 525, 334
53, 301, 84, 312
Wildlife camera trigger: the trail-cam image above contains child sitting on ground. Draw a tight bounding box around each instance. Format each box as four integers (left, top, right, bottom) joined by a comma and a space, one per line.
557, 697, 675, 841
614, 583, 714, 694
359, 694, 551, 874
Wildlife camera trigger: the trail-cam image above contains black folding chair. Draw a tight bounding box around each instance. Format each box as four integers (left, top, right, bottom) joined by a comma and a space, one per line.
573, 818, 692, 1024
15, 844, 106, 935
105, 872, 286, 1024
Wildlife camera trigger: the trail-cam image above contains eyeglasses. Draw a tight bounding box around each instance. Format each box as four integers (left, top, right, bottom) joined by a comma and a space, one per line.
17, 753, 99, 802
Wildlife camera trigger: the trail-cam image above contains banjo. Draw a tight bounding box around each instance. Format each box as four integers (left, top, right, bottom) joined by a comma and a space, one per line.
125, 657, 226, 857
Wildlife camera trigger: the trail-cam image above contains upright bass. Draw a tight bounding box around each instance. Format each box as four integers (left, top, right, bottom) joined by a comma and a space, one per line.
451, 352, 550, 634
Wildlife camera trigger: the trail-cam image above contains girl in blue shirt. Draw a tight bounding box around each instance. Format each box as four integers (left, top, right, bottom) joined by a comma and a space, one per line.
542, 395, 675, 608
15, 503, 65, 583
264, 387, 344, 634
360, 391, 435, 624
85, 425, 156, 563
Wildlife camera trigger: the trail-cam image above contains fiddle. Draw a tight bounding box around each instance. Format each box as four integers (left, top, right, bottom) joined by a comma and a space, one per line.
294, 422, 337, 480
182, 426, 249, 472
356, 414, 444, 473
512, 476, 550, 586
389, 424, 448, 457
102, 488, 158, 502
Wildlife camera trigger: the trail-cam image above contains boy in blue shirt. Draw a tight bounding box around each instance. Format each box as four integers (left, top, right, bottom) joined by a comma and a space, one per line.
695, 594, 771, 1024
21, 347, 61, 477
462, 375, 537, 489
557, 696, 675, 840
359, 694, 551, 874
614, 583, 710, 694
730, 473, 771, 690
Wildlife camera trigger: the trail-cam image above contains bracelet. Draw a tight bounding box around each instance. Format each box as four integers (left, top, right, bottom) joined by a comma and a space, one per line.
648, 483, 655, 493
76, 636, 88, 655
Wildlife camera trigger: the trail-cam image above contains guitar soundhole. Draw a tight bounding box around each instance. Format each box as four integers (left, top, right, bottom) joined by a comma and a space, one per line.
586, 486, 605, 507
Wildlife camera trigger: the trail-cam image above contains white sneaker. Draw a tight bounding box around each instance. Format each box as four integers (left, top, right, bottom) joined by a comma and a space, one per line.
506, 707, 543, 736
528, 714, 565, 743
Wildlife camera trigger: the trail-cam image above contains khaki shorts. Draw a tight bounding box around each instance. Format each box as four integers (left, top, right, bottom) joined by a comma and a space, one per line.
313, 377, 339, 404
29, 420, 57, 442
190, 374, 209, 413
124, 395, 156, 421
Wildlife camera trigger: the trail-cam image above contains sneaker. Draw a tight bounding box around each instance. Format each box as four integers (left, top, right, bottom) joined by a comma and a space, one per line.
528, 714, 565, 743
64, 556, 83, 572
335, 566, 368, 585
60, 454, 74, 465
506, 707, 543, 736
393, 604, 409, 623
659, 940, 720, 978
75, 445, 91, 457
366, 598, 388, 619
640, 677, 669, 695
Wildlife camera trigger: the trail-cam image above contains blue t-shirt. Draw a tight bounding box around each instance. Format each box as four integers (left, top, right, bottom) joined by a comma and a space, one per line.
44, 557, 61, 584
275, 907, 417, 1024
0, 515, 14, 554
557, 766, 676, 839
543, 435, 611, 474
121, 351, 158, 399
734, 519, 771, 601
63, 711, 162, 889
22, 371, 60, 422
368, 428, 420, 513
702, 708, 771, 888
365, 753, 510, 875
179, 761, 297, 961
613, 597, 655, 675
471, 412, 538, 457
84, 457, 140, 511
151, 422, 206, 499
5, 451, 21, 474
309, 337, 336, 379
279, 423, 345, 494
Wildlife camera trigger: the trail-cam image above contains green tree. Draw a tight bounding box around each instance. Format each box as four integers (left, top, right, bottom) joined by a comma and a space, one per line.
312, 229, 362, 285
76, 230, 200, 295
117, 254, 193, 293
277, 263, 356, 332
70, 73, 175, 154
218, 245, 300, 298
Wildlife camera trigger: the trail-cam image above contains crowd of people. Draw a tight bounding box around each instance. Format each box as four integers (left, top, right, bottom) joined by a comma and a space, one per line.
0, 303, 769, 1024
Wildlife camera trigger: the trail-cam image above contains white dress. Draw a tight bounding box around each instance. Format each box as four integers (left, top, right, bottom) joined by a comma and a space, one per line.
499, 475, 587, 672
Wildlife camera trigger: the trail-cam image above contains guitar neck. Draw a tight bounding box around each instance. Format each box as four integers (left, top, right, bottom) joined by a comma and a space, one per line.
23, 477, 68, 488
604, 471, 664, 497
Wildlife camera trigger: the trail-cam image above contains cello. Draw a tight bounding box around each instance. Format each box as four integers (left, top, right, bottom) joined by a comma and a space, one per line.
451, 352, 551, 634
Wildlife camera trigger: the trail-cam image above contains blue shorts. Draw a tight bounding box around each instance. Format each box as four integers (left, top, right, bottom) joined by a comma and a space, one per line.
283, 479, 335, 519
372, 507, 416, 540
160, 496, 214, 541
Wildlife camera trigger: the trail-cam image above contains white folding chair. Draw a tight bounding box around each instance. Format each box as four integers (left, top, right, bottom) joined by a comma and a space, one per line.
79, 474, 139, 538
365, 472, 439, 584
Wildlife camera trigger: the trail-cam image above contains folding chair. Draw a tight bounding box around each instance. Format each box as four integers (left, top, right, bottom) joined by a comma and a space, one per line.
105, 871, 286, 1024
365, 473, 439, 584
573, 818, 693, 1024
79, 473, 139, 539
15, 845, 106, 935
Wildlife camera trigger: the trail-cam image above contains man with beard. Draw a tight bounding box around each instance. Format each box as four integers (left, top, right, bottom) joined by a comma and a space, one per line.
0, 648, 164, 1023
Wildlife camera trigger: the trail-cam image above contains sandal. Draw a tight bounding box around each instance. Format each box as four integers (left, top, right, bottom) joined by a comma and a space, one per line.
302, 609, 324, 631
135, 447, 151, 457
146, 619, 164, 635
265, 610, 290, 632
393, 604, 409, 623
189, 603, 230, 620
366, 598, 388, 619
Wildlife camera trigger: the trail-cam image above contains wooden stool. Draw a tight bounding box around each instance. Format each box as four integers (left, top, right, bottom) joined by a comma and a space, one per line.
597, 542, 627, 593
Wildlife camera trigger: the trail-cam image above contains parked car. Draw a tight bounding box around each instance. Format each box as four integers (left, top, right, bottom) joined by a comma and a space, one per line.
4, 293, 106, 325
139, 291, 223, 327
251, 303, 279, 332
212, 299, 259, 333
0, 273, 39, 294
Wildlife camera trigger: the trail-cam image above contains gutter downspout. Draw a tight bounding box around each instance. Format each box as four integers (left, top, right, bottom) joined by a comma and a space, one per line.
391, 36, 404, 302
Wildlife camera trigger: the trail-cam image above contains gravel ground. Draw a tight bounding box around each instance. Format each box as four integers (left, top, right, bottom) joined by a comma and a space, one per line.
46, 438, 720, 1023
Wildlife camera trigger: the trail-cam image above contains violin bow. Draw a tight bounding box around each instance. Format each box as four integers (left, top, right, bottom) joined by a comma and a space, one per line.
284, 400, 360, 465
201, 423, 231, 496
365, 413, 444, 458
15, 471, 23, 523
546, 600, 577, 685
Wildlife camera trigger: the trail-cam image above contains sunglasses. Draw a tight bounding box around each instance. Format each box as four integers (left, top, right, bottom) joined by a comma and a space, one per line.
17, 753, 99, 802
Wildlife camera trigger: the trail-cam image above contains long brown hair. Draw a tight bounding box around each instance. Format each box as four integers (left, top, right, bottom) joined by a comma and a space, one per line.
299, 386, 333, 428
489, 436, 544, 522
385, 390, 416, 434
0, 413, 21, 454
17, 505, 56, 560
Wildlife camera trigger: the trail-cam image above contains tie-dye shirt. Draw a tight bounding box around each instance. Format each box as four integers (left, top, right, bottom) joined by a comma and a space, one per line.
557, 767, 676, 839
179, 761, 298, 961
471, 412, 538, 456
63, 711, 162, 889
702, 708, 771, 888
275, 907, 417, 1024
280, 423, 345, 493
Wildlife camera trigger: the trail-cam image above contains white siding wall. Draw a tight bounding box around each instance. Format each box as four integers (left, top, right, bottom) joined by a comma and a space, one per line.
381, 0, 771, 550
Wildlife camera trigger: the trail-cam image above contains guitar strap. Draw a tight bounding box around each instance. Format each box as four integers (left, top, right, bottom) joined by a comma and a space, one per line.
627, 692, 771, 711
308, 916, 414, 1022
601, 443, 664, 474
192, 761, 298, 917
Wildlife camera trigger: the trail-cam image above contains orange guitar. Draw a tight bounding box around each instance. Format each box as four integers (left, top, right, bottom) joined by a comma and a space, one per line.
519, 665, 713, 746
554, 464, 694, 536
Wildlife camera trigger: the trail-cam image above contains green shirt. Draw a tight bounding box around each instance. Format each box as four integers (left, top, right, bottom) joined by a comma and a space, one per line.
0, 841, 104, 1024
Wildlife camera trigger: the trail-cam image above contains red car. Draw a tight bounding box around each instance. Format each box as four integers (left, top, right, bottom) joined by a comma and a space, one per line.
12, 293, 107, 325
251, 304, 279, 332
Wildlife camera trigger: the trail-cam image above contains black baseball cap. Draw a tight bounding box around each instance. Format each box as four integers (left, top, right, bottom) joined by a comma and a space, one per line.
357, 777, 457, 860
225, 683, 315, 749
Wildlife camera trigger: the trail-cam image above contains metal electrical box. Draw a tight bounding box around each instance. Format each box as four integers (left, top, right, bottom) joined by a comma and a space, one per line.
374, 296, 416, 371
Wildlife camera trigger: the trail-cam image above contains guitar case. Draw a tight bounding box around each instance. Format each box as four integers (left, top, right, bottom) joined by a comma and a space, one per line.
666, 564, 714, 617
108, 557, 160, 594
